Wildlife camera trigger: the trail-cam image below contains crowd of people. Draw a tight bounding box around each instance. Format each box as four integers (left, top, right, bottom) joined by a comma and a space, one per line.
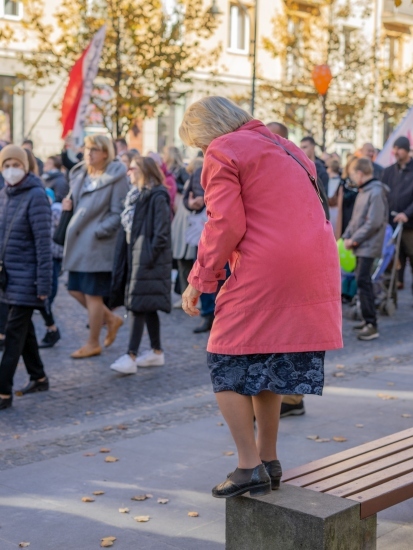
0, 107, 412, 414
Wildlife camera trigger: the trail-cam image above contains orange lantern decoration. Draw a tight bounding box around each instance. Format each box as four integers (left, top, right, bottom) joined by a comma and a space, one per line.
312, 65, 332, 96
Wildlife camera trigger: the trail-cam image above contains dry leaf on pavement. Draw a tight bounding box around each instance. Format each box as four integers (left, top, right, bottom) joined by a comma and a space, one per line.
377, 394, 397, 400
131, 495, 148, 501
101, 537, 116, 542
307, 435, 319, 440
223, 451, 234, 456
333, 372, 345, 378
135, 516, 150, 522
355, 424, 364, 428
117, 424, 128, 430
103, 426, 113, 431
146, 494, 153, 498
333, 436, 348, 442
188, 511, 199, 517
93, 491, 105, 496
336, 364, 345, 369
158, 498, 169, 504
19, 544, 30, 548
401, 414, 412, 418
105, 456, 119, 463
81, 496, 95, 502
100, 448, 111, 453
100, 541, 113, 548
119, 508, 130, 513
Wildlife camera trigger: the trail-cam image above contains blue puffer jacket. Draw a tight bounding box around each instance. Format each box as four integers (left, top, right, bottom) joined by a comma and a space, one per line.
0, 173, 52, 307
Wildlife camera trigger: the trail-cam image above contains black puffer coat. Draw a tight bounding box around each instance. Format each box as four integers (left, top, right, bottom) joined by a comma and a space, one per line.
112, 185, 172, 313
0, 173, 52, 307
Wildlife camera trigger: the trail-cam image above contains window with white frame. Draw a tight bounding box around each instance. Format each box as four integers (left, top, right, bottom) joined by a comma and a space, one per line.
383, 34, 403, 71
228, 4, 249, 54
0, 0, 22, 20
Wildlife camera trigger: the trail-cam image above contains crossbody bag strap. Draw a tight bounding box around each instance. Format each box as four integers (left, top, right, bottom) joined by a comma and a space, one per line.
263, 135, 323, 204
0, 194, 26, 263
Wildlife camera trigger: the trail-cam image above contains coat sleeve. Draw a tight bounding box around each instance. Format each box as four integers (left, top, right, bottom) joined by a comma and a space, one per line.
351, 191, 387, 245
188, 143, 246, 294
28, 190, 52, 297
95, 176, 129, 239
151, 193, 171, 264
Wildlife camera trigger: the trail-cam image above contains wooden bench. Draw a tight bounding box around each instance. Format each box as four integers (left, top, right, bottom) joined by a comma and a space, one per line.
283, 427, 413, 519
226, 428, 413, 550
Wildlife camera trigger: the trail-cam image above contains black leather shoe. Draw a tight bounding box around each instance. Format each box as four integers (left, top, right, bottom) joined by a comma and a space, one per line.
212, 464, 271, 499
0, 396, 12, 410
15, 377, 49, 396
193, 314, 214, 334
263, 459, 282, 490
39, 328, 61, 349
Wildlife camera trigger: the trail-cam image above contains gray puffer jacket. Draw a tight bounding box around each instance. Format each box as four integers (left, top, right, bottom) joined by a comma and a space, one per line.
0, 173, 52, 307
63, 161, 129, 273
342, 179, 388, 258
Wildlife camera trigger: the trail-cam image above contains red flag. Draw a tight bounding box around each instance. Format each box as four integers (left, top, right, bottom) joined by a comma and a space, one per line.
61, 26, 106, 144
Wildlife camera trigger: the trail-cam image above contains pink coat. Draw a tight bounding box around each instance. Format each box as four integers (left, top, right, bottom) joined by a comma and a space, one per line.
188, 120, 343, 355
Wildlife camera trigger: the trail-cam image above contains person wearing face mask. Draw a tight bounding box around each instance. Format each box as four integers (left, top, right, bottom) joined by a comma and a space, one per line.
0, 145, 52, 410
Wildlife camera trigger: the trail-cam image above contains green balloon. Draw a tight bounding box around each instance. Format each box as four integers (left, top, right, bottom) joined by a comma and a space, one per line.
337, 238, 356, 273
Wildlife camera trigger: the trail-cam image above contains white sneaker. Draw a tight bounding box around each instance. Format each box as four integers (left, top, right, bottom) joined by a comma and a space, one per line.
136, 350, 165, 368
110, 354, 138, 374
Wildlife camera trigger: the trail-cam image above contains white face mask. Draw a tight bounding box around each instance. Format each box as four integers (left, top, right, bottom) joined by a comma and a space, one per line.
2, 167, 26, 186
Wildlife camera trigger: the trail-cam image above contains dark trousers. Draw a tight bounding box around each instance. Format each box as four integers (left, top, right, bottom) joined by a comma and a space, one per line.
0, 301, 9, 335
399, 229, 413, 292
128, 311, 161, 355
0, 306, 46, 395
356, 257, 377, 327
40, 258, 62, 327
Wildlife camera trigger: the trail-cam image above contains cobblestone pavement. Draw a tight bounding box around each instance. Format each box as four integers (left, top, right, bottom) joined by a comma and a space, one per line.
1, 274, 413, 468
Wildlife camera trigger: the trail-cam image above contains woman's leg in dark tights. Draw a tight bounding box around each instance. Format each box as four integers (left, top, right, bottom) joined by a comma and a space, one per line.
145, 312, 161, 351
128, 312, 146, 356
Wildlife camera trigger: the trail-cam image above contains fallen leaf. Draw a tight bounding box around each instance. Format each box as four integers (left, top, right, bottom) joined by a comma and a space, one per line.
103, 426, 113, 431
333, 436, 348, 442
146, 494, 153, 498
119, 507, 129, 513
93, 491, 105, 496
307, 435, 319, 440
223, 451, 234, 456
401, 414, 412, 418
100, 542, 113, 548
13, 435, 20, 439
100, 448, 111, 453
86, 411, 94, 415
217, 422, 224, 426
19, 544, 30, 548
84, 453, 95, 457
315, 438, 331, 443
101, 537, 116, 543
336, 364, 345, 369
81, 496, 95, 502
158, 498, 169, 504
334, 372, 345, 378
188, 511, 199, 517
373, 356, 382, 360
135, 516, 150, 522
131, 495, 148, 501
117, 424, 128, 430
105, 456, 119, 463
356, 424, 364, 428
377, 393, 397, 400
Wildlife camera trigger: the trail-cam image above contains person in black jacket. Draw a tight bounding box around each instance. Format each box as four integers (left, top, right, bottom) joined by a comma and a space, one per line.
42, 155, 70, 202
110, 156, 172, 374
0, 145, 52, 410
382, 136, 413, 293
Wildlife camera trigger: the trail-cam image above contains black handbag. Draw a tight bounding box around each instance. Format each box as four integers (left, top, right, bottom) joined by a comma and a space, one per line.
0, 195, 25, 291
53, 189, 73, 246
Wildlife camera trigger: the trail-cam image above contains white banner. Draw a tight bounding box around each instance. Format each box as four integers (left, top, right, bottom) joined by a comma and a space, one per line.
376, 107, 413, 168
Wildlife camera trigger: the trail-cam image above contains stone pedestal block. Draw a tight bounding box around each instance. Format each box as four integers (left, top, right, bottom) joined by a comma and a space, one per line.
226, 483, 377, 550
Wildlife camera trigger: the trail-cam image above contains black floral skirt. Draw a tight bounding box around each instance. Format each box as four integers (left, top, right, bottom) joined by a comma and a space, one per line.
207, 351, 325, 396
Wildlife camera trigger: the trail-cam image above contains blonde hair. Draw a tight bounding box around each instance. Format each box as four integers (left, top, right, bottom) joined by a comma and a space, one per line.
179, 96, 253, 150
84, 135, 115, 167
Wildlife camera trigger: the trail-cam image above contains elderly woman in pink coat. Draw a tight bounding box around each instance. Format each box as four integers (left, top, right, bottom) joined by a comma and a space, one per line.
180, 97, 342, 499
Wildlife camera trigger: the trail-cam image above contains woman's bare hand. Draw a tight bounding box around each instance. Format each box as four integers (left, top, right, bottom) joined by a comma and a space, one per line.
62, 198, 73, 211
182, 284, 202, 317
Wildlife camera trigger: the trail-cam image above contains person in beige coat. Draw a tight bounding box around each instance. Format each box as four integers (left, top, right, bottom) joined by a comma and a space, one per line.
63, 135, 129, 358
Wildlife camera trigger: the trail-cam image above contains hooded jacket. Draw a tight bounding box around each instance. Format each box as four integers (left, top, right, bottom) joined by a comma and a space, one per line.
42, 170, 70, 202
63, 160, 129, 273
0, 173, 52, 307
342, 179, 388, 258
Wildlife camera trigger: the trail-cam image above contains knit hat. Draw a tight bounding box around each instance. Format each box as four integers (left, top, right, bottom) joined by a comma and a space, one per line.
393, 136, 411, 152
0, 144, 29, 173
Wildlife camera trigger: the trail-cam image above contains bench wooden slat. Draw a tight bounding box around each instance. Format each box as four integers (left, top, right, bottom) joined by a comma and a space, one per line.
305, 448, 413, 493
284, 437, 413, 487
325, 459, 413, 498
283, 428, 413, 481
346, 471, 413, 519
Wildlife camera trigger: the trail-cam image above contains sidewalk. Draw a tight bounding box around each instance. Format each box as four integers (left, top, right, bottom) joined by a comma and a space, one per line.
0, 366, 412, 549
